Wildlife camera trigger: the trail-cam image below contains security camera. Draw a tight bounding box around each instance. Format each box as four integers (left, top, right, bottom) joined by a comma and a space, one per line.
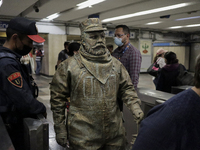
33, 6, 39, 13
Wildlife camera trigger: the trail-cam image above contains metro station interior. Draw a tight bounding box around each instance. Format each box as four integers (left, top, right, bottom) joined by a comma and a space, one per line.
0, 0, 200, 150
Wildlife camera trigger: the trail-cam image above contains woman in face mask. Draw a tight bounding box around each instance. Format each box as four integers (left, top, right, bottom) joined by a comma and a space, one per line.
112, 25, 142, 91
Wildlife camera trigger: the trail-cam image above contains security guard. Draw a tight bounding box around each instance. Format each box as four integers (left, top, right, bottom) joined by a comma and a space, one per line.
0, 17, 46, 150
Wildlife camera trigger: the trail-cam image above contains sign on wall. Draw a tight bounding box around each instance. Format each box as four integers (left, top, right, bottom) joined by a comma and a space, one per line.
139, 39, 152, 55
105, 30, 114, 37
0, 21, 9, 29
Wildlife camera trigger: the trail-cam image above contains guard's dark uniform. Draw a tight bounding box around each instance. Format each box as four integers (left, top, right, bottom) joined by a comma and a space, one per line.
0, 46, 46, 116
0, 46, 46, 149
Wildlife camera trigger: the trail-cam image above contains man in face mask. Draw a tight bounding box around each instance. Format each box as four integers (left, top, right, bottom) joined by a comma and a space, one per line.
112, 25, 142, 91
50, 18, 144, 150
0, 17, 46, 150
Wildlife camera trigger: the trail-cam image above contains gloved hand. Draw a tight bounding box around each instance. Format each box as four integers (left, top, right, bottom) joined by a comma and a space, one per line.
132, 103, 144, 124
56, 133, 68, 147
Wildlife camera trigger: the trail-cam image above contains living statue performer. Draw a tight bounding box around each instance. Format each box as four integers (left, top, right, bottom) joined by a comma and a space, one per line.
50, 18, 144, 150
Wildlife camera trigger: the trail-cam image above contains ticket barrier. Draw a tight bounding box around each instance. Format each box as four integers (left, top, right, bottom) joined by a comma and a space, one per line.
0, 115, 15, 150
171, 85, 193, 94
123, 88, 175, 148
137, 88, 175, 118
155, 99, 165, 105
23, 114, 49, 150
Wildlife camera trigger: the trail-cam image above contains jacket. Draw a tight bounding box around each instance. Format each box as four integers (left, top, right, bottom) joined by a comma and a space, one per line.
156, 63, 184, 93
50, 49, 141, 146
0, 46, 46, 119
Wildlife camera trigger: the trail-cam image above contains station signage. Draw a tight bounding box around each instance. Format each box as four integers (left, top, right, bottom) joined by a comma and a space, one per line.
0, 21, 9, 29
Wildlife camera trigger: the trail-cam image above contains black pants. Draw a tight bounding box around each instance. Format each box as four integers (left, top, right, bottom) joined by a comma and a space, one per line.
5, 122, 24, 150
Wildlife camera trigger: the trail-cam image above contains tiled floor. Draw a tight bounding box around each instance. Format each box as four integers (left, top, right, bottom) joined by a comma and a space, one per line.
33, 73, 155, 150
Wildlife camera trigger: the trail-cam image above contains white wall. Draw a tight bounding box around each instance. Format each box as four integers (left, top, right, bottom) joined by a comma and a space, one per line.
36, 22, 66, 35
34, 22, 192, 75
66, 27, 81, 35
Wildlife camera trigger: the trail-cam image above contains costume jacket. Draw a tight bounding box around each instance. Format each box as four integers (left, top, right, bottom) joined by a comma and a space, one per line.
0, 46, 46, 119
50, 47, 141, 147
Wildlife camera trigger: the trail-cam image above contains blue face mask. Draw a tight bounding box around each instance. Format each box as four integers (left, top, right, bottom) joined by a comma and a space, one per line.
114, 37, 124, 47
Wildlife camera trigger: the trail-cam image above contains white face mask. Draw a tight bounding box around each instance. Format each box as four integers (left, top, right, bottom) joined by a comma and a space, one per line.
114, 37, 124, 47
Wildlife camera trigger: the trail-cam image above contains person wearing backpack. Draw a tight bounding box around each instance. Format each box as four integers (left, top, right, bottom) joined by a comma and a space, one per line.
132, 54, 200, 150
156, 51, 187, 93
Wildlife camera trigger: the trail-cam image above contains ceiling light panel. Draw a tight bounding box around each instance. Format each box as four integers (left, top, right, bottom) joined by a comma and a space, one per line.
0, 0, 3, 7
102, 3, 191, 22
185, 24, 200, 27
146, 22, 161, 25
77, 0, 106, 9
176, 16, 200, 21
169, 24, 200, 29
42, 13, 60, 21
169, 26, 183, 29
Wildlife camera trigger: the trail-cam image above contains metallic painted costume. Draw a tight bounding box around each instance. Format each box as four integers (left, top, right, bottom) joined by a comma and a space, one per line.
50, 18, 143, 150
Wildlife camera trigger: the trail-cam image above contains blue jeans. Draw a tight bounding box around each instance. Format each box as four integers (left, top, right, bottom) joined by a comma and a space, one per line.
36, 61, 42, 75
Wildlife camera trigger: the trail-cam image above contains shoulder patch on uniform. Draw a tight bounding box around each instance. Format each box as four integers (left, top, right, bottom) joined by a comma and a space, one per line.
7, 72, 23, 88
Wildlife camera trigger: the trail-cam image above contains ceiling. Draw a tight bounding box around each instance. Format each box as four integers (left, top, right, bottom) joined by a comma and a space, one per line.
0, 0, 200, 33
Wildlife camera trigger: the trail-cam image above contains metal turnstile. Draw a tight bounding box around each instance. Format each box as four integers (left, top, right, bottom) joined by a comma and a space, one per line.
23, 114, 49, 150
123, 88, 175, 148
137, 88, 175, 117
171, 85, 193, 94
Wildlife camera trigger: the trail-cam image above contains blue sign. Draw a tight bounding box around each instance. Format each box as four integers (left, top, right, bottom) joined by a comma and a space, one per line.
0, 21, 9, 29
153, 42, 190, 47
108, 31, 114, 37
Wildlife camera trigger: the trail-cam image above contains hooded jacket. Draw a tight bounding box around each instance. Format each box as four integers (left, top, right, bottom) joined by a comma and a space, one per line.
156, 63, 184, 93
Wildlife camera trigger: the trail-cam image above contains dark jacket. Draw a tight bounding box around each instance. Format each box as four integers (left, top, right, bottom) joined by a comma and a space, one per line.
156, 63, 185, 93
132, 88, 200, 150
0, 46, 46, 121
58, 49, 68, 62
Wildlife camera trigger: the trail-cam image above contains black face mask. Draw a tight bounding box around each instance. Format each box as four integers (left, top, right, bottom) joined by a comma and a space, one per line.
14, 37, 32, 56
15, 45, 32, 56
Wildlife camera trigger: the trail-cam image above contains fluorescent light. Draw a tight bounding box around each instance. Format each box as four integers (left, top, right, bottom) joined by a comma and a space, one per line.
0, 0, 3, 7
146, 22, 161, 25
77, 0, 105, 9
169, 23, 200, 29
185, 24, 200, 27
40, 18, 51, 21
169, 26, 183, 29
41, 13, 60, 21
47, 13, 60, 20
176, 16, 200, 21
102, 3, 191, 22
